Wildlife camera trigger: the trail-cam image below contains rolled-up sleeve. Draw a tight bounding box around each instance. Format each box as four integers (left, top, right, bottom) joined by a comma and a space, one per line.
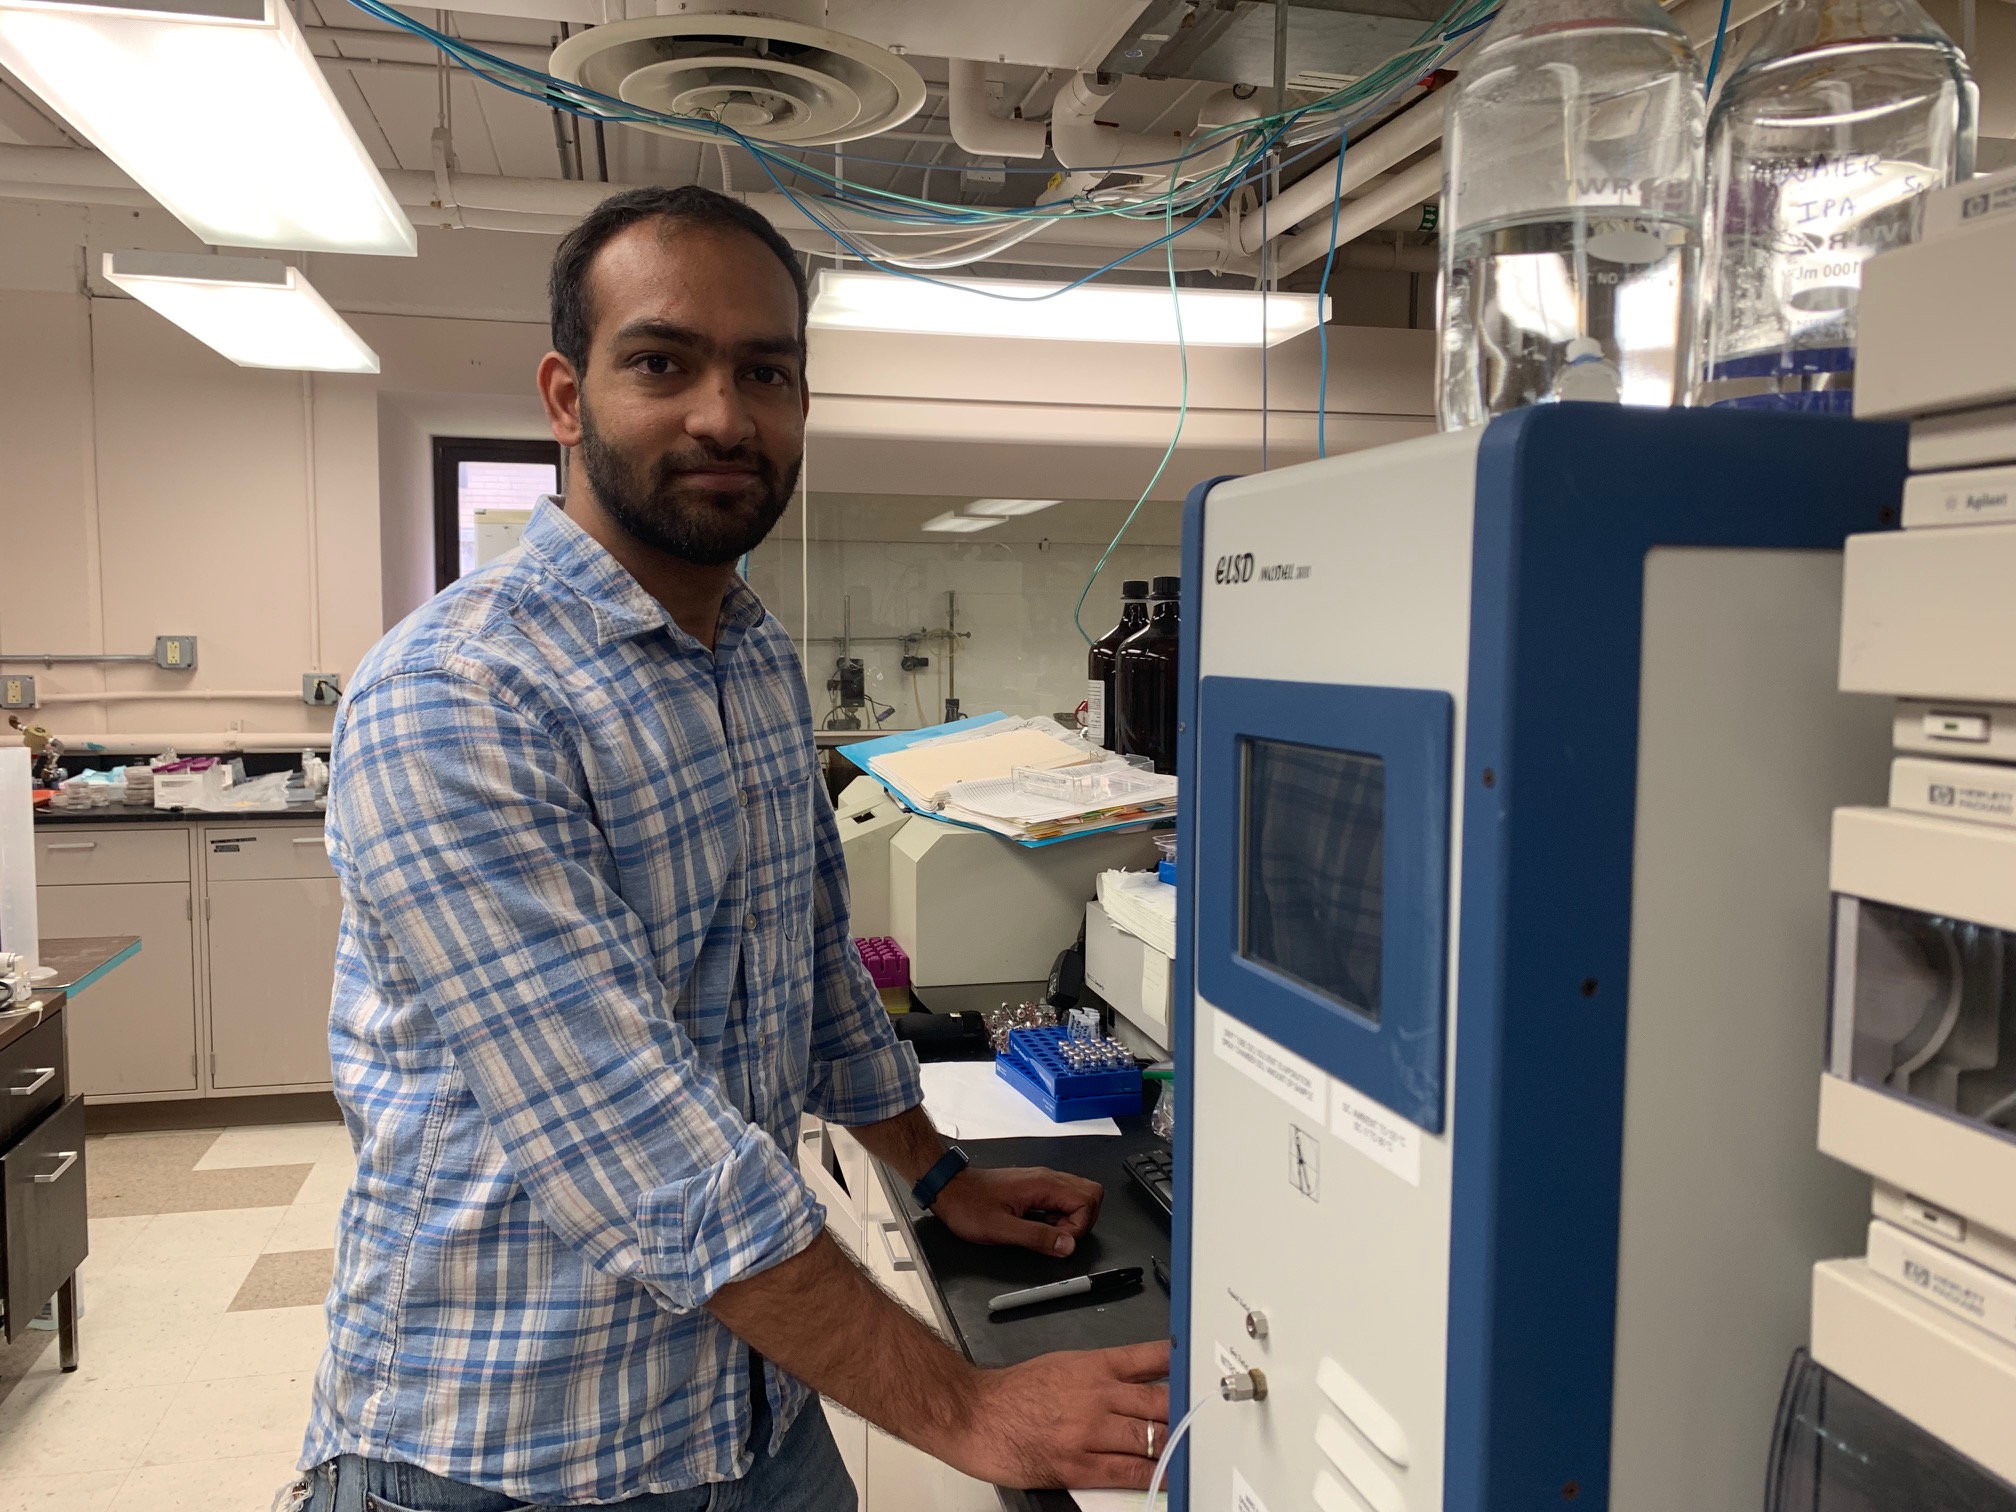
333, 668, 823, 1310
801, 787, 924, 1127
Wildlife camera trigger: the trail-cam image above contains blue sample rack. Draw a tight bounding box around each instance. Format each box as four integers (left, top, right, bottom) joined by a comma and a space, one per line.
996, 1026, 1144, 1122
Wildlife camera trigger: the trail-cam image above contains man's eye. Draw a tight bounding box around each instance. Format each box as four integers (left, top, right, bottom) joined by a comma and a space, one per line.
637, 354, 676, 375
749, 365, 792, 386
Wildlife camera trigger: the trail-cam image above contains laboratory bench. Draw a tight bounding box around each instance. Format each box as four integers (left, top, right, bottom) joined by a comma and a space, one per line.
32, 804, 325, 826
3, 935, 140, 1369
882, 1116, 1172, 1512
30, 816, 340, 1107
800, 1094, 1169, 1512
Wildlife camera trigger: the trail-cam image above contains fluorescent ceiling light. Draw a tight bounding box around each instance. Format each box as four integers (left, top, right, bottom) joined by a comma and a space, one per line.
921, 510, 1003, 534
0, 0, 416, 257
103, 251, 380, 373
809, 270, 1328, 348
965, 498, 1061, 518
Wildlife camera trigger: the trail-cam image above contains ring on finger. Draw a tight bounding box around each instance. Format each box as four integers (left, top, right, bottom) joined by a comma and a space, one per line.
1144, 1419, 1158, 1459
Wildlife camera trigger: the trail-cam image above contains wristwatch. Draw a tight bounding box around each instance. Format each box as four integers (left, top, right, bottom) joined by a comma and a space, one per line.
912, 1145, 971, 1211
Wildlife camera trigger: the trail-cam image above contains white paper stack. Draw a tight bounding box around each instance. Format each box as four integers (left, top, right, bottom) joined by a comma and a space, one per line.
1098, 868, 1178, 959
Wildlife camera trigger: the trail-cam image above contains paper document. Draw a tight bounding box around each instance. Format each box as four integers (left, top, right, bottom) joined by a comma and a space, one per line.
918, 1061, 1120, 1141
1071, 1492, 1166, 1511
1098, 870, 1179, 960
871, 729, 1088, 803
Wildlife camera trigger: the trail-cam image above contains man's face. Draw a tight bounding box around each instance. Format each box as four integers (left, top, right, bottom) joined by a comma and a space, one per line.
565, 220, 807, 566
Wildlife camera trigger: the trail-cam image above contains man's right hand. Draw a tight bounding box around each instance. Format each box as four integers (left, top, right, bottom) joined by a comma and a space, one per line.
934, 1339, 1173, 1491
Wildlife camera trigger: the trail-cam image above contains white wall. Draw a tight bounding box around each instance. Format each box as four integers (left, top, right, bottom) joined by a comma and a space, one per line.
749, 493, 1183, 728
0, 195, 1432, 751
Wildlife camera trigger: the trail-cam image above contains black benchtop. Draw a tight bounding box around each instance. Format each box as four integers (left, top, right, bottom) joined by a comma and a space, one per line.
878, 1112, 1172, 1512
34, 805, 325, 826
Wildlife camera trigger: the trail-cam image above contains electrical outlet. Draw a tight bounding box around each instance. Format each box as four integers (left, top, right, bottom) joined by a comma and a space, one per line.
1, 675, 36, 710
302, 673, 343, 706
154, 635, 198, 670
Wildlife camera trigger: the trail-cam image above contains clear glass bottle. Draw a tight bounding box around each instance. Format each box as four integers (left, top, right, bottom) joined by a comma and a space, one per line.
1113, 577, 1181, 777
1694, 0, 1975, 411
1085, 580, 1149, 751
1438, 0, 1707, 429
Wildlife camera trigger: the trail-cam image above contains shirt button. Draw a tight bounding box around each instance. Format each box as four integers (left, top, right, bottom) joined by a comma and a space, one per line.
740, 789, 752, 807
745, 913, 758, 930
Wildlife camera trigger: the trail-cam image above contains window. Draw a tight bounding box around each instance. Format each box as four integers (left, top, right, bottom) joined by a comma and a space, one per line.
432, 437, 561, 590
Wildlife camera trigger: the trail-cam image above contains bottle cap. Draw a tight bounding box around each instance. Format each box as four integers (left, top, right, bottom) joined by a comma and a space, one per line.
1120, 579, 1150, 599
1151, 575, 1181, 599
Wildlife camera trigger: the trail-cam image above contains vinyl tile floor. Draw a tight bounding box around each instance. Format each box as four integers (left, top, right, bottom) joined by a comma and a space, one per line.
0, 1120, 354, 1511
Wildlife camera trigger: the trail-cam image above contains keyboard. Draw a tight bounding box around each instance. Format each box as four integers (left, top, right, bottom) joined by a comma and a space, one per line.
1124, 1144, 1175, 1222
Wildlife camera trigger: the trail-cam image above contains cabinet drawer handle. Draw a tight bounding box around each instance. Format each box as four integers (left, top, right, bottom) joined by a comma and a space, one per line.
291, 837, 323, 845
877, 1219, 917, 1273
44, 842, 97, 852
33, 1151, 79, 1184
8, 1068, 55, 1097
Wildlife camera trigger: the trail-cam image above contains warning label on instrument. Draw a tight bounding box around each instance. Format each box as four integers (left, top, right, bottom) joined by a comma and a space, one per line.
1332, 1082, 1422, 1187
1233, 1468, 1272, 1512
1213, 1010, 1326, 1121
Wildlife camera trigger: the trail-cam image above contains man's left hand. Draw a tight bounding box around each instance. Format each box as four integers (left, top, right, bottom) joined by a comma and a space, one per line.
931, 1166, 1103, 1257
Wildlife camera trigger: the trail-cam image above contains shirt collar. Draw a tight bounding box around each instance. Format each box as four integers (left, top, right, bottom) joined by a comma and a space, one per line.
522, 498, 766, 652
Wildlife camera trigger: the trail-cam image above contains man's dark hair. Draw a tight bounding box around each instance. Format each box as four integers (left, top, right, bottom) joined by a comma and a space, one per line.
548, 185, 809, 374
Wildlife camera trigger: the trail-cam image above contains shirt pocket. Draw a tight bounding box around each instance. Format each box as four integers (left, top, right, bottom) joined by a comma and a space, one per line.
763, 774, 820, 944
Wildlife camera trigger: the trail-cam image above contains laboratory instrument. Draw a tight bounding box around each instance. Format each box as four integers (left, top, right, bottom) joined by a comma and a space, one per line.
834, 775, 907, 939
986, 1267, 1143, 1315
1171, 405, 1907, 1512
1438, 0, 1705, 427
889, 818, 1157, 991
1786, 200, 2016, 1497
1087, 580, 1150, 751
1114, 577, 1182, 776
1694, 0, 1974, 412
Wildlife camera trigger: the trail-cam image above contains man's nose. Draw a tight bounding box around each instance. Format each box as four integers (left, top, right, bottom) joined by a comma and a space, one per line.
684, 366, 757, 452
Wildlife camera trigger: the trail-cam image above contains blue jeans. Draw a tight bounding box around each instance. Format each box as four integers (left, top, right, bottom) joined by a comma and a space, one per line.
285, 1396, 857, 1512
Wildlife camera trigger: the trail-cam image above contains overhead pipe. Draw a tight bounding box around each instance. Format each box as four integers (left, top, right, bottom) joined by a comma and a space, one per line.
1277, 154, 1444, 276
1237, 94, 1446, 257
0, 146, 1246, 274
946, 59, 1047, 160
1050, 73, 1185, 177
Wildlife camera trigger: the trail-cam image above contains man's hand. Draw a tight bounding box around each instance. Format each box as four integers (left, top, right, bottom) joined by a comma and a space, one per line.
932, 1165, 1104, 1258
928, 1340, 1172, 1491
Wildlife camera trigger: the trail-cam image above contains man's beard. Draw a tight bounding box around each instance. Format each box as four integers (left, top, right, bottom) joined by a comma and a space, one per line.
577, 402, 799, 567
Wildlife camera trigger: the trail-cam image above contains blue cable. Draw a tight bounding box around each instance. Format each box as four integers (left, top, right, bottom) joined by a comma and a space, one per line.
1314, 132, 1349, 459
1704, 0, 1735, 90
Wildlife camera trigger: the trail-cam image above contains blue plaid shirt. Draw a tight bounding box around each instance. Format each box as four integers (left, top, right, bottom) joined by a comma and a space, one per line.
302, 501, 922, 1502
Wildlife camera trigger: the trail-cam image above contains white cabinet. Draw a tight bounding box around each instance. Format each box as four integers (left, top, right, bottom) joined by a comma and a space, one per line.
798, 1120, 996, 1512
35, 830, 199, 1098
201, 826, 339, 1090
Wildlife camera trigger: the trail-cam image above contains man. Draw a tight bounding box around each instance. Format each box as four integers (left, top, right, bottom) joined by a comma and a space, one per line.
291, 185, 1169, 1512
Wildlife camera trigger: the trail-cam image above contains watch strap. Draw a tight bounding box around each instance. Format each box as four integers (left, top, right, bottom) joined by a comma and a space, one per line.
912, 1145, 970, 1210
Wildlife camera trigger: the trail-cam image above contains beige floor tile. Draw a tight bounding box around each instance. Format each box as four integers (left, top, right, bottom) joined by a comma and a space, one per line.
188, 1307, 329, 1383
0, 1469, 127, 1511
21, 1302, 217, 1391
136, 1372, 315, 1466
0, 1377, 179, 1479
87, 1252, 262, 1329
195, 1123, 353, 1172
119, 1208, 288, 1269
109, 1451, 305, 1512
229, 1251, 335, 1313
289, 1160, 355, 1210
263, 1199, 342, 1256
91, 1159, 311, 1220
78, 1216, 154, 1280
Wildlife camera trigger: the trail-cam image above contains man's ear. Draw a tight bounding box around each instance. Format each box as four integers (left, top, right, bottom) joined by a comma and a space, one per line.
538, 350, 585, 448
